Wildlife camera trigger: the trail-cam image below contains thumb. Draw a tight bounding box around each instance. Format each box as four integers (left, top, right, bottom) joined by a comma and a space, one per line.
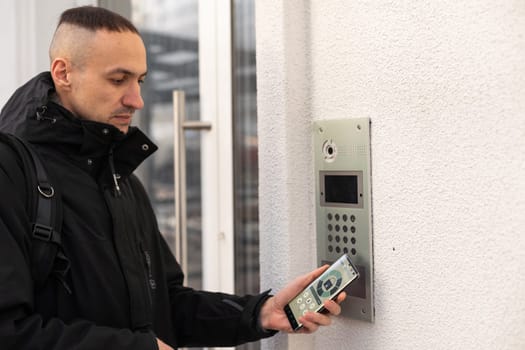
157, 338, 173, 350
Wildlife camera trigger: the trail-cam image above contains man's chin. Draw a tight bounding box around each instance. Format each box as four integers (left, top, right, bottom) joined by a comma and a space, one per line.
117, 126, 130, 134
112, 122, 131, 134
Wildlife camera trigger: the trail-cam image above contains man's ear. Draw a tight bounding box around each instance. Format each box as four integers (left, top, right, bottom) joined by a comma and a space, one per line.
50, 58, 71, 90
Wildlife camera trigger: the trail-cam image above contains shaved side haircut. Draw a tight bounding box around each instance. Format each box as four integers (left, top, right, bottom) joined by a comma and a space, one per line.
49, 6, 140, 68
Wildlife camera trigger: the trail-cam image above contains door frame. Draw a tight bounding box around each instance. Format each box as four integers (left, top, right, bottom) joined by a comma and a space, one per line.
199, 0, 235, 294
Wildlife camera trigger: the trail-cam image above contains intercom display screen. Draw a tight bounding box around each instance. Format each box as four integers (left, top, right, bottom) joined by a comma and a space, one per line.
324, 175, 358, 204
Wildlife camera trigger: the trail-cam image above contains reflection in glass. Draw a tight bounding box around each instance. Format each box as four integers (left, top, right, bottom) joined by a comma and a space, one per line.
132, 0, 203, 290
233, 0, 260, 349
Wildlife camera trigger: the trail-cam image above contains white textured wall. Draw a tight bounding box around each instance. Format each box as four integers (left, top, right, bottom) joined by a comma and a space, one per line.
0, 0, 20, 107
0, 0, 85, 107
256, 1, 525, 349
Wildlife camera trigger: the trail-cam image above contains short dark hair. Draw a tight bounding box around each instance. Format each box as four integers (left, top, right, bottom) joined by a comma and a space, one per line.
58, 6, 138, 34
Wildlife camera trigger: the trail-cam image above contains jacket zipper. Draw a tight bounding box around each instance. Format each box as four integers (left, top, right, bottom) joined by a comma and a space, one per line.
108, 145, 122, 197
140, 242, 154, 310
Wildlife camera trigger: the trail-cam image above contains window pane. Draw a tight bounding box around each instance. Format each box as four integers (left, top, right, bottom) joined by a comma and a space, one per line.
232, 0, 260, 348
132, 0, 203, 290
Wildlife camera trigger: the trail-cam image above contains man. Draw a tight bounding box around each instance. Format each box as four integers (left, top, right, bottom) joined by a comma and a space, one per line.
0, 6, 345, 350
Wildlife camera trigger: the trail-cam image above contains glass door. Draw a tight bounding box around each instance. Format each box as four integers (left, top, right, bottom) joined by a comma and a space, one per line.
131, 0, 204, 290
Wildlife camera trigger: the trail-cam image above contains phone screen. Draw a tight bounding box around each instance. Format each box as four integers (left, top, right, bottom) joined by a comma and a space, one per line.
285, 254, 359, 330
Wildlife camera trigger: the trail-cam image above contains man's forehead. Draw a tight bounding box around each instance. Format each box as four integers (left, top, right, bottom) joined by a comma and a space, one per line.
88, 30, 147, 67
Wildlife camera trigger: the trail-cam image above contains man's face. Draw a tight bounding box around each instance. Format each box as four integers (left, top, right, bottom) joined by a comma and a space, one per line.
62, 30, 147, 134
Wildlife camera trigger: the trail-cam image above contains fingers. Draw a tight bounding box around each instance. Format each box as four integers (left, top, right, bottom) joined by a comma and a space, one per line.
323, 298, 342, 316
274, 265, 330, 309
294, 295, 345, 333
157, 338, 173, 350
335, 291, 347, 305
297, 312, 332, 333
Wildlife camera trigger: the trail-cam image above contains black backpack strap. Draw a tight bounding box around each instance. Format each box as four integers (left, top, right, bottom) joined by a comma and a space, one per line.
0, 133, 69, 293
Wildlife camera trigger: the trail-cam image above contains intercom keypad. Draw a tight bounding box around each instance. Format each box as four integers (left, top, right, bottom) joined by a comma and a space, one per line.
326, 210, 357, 257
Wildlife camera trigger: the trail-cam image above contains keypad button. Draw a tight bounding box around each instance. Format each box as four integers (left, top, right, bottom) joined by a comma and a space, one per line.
350, 215, 356, 222
351, 226, 356, 233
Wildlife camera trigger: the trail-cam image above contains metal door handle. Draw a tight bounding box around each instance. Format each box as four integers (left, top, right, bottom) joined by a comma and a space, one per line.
173, 90, 212, 278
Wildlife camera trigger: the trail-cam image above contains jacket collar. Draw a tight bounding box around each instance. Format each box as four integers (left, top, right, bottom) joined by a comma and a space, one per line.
0, 72, 158, 181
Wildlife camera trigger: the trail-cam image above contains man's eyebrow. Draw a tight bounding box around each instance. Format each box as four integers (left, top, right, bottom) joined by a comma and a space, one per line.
107, 68, 148, 77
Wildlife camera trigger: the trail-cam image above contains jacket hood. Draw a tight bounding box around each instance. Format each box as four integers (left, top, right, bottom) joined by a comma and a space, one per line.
0, 71, 54, 135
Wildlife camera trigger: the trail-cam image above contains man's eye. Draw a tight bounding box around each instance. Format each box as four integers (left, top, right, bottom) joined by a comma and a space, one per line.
111, 77, 126, 85
138, 79, 145, 84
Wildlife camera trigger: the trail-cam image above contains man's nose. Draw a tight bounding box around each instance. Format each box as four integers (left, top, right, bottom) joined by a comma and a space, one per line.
122, 83, 144, 110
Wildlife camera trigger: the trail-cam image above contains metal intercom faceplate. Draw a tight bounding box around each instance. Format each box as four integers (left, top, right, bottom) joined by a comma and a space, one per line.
313, 118, 374, 322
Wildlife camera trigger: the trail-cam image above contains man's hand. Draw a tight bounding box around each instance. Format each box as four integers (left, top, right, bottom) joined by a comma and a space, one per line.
258, 265, 346, 334
157, 338, 173, 350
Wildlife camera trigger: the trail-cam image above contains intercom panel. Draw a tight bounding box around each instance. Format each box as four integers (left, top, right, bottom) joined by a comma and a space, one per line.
313, 118, 374, 322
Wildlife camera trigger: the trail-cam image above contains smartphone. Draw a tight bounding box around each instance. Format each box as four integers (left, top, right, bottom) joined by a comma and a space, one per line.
284, 254, 359, 331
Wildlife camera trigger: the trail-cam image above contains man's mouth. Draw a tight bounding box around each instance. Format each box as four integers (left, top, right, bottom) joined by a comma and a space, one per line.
112, 114, 132, 123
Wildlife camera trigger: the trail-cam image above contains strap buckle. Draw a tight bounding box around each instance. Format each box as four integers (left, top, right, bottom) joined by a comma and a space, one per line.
32, 223, 54, 242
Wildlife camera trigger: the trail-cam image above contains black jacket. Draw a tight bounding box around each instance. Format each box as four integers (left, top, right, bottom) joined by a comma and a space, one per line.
0, 72, 274, 349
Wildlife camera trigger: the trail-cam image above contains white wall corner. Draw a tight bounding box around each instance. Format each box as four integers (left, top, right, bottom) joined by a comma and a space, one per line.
256, 1, 317, 349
